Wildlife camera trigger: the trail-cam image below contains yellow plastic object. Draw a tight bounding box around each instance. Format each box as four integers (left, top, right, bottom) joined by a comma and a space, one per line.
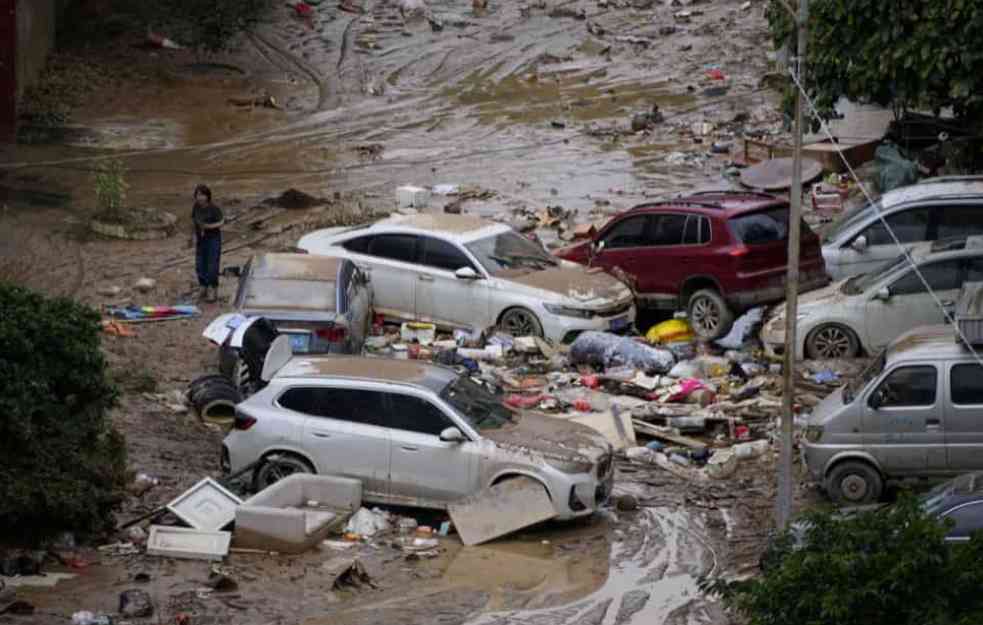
645, 318, 694, 344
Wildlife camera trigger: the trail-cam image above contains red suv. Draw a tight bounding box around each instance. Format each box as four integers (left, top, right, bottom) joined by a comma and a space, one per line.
555, 191, 829, 339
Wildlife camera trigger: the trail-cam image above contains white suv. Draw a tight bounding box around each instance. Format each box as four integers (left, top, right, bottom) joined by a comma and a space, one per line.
223, 355, 615, 519
297, 214, 636, 344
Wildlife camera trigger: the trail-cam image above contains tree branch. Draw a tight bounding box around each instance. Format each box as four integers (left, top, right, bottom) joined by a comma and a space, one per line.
777, 0, 798, 22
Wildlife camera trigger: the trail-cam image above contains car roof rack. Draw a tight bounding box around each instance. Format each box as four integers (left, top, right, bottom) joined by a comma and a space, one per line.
686, 189, 778, 201
630, 200, 724, 212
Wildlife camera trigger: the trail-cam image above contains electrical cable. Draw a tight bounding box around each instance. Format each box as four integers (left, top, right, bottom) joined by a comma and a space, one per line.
788, 69, 983, 369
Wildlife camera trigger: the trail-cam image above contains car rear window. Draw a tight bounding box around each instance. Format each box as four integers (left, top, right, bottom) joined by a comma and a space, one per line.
728, 209, 789, 245
242, 278, 336, 311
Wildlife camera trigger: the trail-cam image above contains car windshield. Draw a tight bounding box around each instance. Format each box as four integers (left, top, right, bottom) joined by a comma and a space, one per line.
841, 253, 911, 295
822, 199, 880, 244
439, 376, 514, 431
465, 231, 558, 275
844, 350, 886, 403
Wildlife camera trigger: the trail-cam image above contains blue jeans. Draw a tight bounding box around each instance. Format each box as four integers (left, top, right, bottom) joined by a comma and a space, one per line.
195, 234, 222, 288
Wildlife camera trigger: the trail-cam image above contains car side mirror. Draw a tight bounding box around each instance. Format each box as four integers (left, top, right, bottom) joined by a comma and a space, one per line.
850, 235, 868, 253
439, 427, 465, 443
455, 267, 480, 280
874, 287, 891, 301
868, 389, 884, 410
593, 239, 606, 255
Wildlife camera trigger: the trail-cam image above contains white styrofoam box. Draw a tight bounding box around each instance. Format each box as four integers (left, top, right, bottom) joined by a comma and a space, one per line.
166, 477, 242, 531
396, 185, 431, 209
146, 526, 231, 561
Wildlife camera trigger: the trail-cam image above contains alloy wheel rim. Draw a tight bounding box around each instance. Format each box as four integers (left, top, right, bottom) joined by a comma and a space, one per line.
691, 297, 719, 334
504, 311, 536, 336
815, 327, 851, 358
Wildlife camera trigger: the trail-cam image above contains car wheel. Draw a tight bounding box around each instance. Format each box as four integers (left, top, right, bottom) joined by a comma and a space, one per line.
806, 324, 860, 359
826, 461, 883, 505
687, 289, 735, 340
253, 454, 314, 492
500, 307, 544, 337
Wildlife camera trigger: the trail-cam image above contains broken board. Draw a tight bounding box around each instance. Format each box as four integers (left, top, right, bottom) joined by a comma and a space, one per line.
633, 419, 706, 450
448, 477, 557, 546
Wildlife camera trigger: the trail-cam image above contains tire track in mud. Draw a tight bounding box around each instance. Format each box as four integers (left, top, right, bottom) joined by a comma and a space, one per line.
467, 508, 723, 625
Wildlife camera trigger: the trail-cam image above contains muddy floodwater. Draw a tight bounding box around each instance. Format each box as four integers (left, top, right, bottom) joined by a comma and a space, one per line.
1, 1, 786, 623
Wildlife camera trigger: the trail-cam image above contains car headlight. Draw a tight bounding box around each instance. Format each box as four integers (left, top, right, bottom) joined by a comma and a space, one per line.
804, 425, 824, 443
544, 304, 596, 319
546, 457, 593, 474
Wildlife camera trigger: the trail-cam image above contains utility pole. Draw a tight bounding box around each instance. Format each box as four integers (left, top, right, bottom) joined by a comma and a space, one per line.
777, 0, 808, 530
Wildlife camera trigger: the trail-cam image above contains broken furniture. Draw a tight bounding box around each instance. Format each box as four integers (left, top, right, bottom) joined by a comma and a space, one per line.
166, 477, 242, 531
448, 476, 557, 546
234, 474, 362, 553
146, 526, 231, 561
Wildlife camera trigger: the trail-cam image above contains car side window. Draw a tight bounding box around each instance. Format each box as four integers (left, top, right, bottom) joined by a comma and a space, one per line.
935, 205, 983, 240
367, 234, 418, 263
952, 364, 983, 405
870, 365, 937, 408
420, 237, 475, 272
278, 387, 386, 426
889, 260, 963, 296
385, 393, 453, 436
651, 214, 687, 246
943, 503, 983, 540
683, 215, 710, 245
862, 207, 931, 246
601, 215, 650, 249
342, 235, 372, 254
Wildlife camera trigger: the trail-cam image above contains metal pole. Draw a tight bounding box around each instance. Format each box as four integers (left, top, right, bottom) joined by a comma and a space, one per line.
777, 0, 808, 530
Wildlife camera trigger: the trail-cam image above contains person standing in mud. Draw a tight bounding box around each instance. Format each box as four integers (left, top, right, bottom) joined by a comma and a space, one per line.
190, 184, 224, 303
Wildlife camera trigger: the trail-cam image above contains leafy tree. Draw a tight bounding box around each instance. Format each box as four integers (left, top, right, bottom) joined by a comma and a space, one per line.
0, 284, 127, 544
766, 0, 983, 123
702, 494, 983, 625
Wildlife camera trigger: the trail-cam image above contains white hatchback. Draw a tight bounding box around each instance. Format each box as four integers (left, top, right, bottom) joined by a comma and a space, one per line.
298, 214, 636, 343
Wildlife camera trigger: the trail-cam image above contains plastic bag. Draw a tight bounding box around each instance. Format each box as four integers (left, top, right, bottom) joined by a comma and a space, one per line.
645, 318, 694, 344
569, 332, 675, 373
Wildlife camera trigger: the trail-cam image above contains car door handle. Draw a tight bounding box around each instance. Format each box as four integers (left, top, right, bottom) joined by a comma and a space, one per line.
400, 445, 419, 451
311, 431, 332, 438
418, 275, 434, 282
926, 418, 942, 432
941, 300, 955, 307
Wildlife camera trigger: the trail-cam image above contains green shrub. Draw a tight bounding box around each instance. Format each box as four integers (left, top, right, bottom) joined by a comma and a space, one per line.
702, 494, 983, 625
93, 159, 129, 223
0, 283, 127, 544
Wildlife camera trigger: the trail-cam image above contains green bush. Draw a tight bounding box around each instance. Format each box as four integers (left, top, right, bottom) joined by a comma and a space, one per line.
702, 494, 983, 625
0, 284, 127, 544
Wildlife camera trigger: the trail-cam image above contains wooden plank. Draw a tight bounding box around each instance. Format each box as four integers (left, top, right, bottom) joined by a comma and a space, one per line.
632, 419, 706, 449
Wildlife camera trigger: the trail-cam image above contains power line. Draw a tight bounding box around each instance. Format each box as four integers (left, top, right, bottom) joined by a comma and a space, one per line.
788, 69, 983, 371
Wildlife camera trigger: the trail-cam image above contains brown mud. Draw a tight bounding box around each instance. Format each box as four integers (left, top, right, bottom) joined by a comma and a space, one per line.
0, 0, 793, 623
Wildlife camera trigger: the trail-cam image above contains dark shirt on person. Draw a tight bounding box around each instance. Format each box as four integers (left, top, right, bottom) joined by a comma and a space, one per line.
192, 202, 223, 239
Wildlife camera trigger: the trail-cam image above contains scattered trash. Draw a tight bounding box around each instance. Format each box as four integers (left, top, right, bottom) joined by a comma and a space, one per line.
167, 478, 242, 532
400, 321, 436, 346
812, 369, 839, 384
204, 572, 238, 592
323, 557, 376, 590
345, 508, 392, 538
645, 318, 693, 344
396, 185, 431, 209
119, 589, 154, 618
97, 285, 122, 297
72, 611, 112, 625
705, 449, 738, 479
106, 305, 200, 323
146, 31, 183, 49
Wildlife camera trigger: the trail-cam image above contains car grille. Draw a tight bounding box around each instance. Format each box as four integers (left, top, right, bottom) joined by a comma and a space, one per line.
596, 453, 613, 478
597, 301, 633, 318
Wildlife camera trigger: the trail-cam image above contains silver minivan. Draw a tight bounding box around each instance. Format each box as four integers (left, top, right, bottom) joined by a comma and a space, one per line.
803, 324, 983, 505
821, 176, 983, 280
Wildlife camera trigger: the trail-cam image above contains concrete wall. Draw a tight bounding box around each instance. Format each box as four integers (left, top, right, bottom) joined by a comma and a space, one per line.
15, 0, 58, 100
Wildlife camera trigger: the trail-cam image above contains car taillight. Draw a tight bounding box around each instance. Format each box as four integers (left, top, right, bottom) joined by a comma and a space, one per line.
316, 326, 348, 342
234, 412, 257, 431
728, 246, 750, 257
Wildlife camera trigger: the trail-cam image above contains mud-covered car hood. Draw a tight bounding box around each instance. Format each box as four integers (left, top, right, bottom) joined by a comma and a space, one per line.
482, 411, 611, 462
503, 263, 632, 307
